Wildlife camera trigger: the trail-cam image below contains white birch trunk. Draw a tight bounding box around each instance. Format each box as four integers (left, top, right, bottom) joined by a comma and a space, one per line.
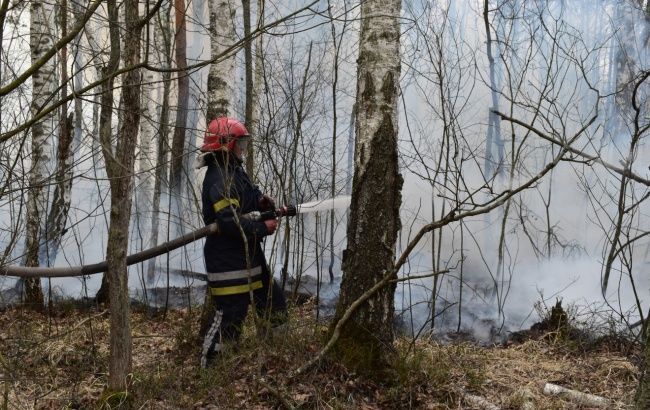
71, 1, 84, 150
23, 0, 58, 307
333, 0, 402, 368
182, 0, 205, 202
136, 64, 157, 250
206, 0, 235, 119
45, 0, 76, 268
200, 0, 237, 335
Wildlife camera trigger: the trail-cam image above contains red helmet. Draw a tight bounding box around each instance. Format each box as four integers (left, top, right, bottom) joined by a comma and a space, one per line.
201, 117, 250, 152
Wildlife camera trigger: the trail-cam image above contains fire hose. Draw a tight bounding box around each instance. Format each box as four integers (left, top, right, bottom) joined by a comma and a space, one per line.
0, 205, 297, 279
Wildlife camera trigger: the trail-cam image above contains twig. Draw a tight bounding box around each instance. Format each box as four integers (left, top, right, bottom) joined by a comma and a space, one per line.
291, 124, 587, 378
51, 310, 108, 340
256, 377, 295, 410
494, 111, 650, 187
290, 269, 448, 378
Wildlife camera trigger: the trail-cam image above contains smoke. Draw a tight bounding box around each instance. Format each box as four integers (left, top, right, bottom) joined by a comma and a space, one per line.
1, 0, 648, 344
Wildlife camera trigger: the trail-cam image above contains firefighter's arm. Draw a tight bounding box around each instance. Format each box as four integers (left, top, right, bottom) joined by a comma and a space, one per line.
209, 185, 269, 237
258, 194, 275, 211
249, 184, 275, 211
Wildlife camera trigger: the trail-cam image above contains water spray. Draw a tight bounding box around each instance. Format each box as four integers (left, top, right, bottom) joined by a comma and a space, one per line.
296, 195, 352, 214
244, 195, 351, 221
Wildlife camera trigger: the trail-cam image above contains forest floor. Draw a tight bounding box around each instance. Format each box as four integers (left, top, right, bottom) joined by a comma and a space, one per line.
0, 300, 639, 409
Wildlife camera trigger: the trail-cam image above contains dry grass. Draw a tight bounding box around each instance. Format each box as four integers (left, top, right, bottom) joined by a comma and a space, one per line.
0, 301, 639, 409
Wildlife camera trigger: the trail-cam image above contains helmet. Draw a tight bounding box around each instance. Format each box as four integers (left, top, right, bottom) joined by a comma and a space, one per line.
201, 117, 250, 152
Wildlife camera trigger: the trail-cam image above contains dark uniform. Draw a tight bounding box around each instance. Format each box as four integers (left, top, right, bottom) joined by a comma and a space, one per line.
200, 153, 287, 367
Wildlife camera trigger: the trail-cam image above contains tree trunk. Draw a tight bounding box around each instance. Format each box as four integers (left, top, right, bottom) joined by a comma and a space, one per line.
636, 324, 650, 408
103, 0, 142, 392
206, 0, 236, 119
45, 0, 74, 268
327, 0, 340, 284
136, 33, 156, 296
252, 0, 264, 167
331, 0, 402, 374
637, 3, 650, 405
242, 0, 254, 175
23, 0, 58, 309
94, 0, 122, 305
146, 0, 173, 283
200, 0, 237, 337
169, 0, 189, 234
482, 0, 503, 180
346, 102, 356, 195
137, 29, 157, 244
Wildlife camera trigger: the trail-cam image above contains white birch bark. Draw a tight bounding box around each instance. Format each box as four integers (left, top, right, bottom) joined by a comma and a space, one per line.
136, 62, 157, 250
22, 0, 58, 307
206, 0, 236, 119
138, 5, 161, 209
200, 0, 237, 335
45, 0, 76, 267
180, 0, 205, 206
333, 0, 402, 366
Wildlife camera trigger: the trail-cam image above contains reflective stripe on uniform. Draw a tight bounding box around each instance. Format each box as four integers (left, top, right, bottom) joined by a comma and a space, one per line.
210, 280, 263, 296
201, 309, 223, 369
207, 266, 262, 282
213, 198, 240, 213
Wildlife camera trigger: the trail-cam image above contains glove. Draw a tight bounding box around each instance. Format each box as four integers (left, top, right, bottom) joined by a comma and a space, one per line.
259, 194, 276, 211
264, 219, 278, 235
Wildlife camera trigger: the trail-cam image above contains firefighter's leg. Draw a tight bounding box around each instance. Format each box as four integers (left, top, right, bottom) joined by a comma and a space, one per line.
201, 293, 248, 368
255, 268, 288, 328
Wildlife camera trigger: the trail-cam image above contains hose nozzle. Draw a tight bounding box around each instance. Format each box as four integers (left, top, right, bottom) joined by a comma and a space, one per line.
277, 204, 297, 217
246, 205, 298, 221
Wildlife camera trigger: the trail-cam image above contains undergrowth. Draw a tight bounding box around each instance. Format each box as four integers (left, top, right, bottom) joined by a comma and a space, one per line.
0, 299, 639, 409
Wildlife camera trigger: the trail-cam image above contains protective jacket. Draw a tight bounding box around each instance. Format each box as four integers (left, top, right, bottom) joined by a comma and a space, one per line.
199, 151, 287, 369
201, 153, 268, 296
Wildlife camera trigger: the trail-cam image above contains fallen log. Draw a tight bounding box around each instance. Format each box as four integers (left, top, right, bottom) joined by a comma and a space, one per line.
542, 383, 609, 408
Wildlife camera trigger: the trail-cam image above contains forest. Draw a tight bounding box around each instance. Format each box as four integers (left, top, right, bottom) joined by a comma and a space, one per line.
0, 0, 649, 408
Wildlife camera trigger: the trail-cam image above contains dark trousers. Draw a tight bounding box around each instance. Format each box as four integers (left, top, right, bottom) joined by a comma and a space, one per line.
201, 273, 286, 367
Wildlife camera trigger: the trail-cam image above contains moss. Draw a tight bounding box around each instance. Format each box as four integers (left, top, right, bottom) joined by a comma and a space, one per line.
329, 320, 395, 380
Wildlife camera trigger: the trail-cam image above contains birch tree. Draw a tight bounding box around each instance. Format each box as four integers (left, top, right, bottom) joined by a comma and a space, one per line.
136, 21, 158, 263
200, 0, 237, 336
331, 0, 402, 371
45, 0, 75, 269
22, 0, 58, 309
206, 0, 236, 119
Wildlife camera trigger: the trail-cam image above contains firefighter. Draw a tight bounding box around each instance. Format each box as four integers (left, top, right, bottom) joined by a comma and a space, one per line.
197, 117, 287, 368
